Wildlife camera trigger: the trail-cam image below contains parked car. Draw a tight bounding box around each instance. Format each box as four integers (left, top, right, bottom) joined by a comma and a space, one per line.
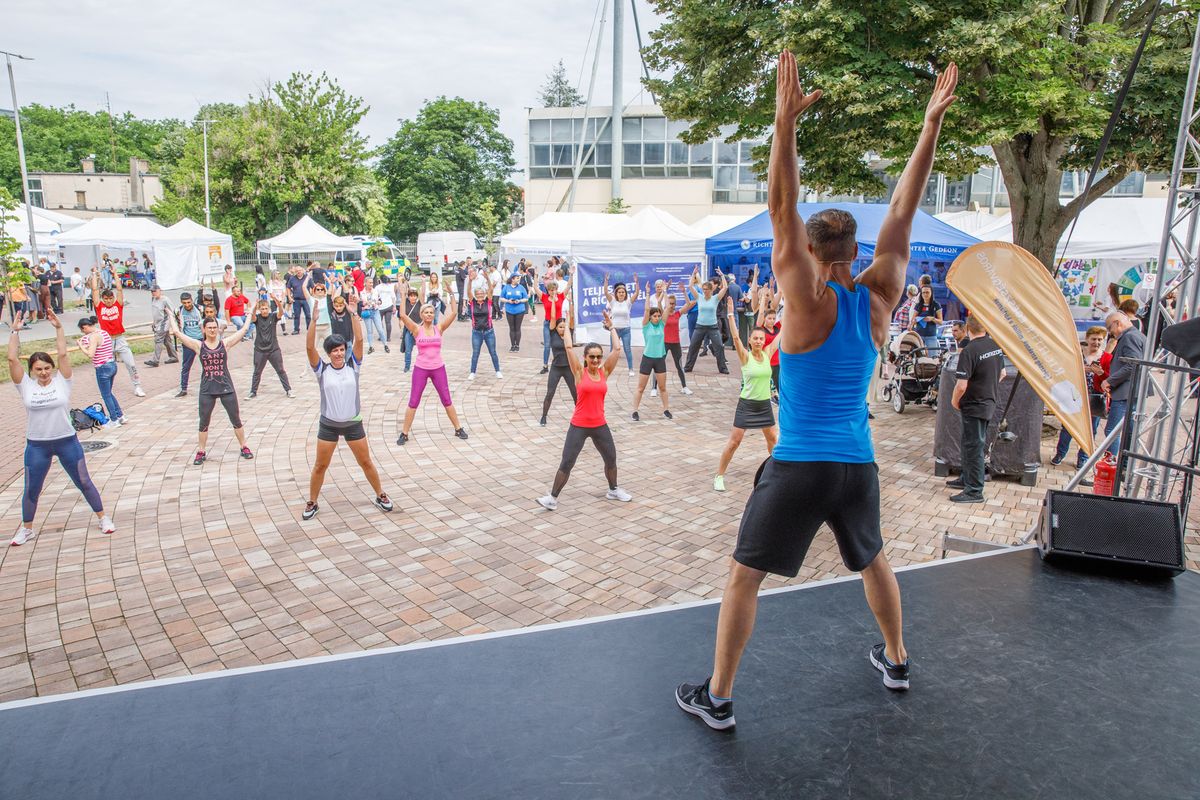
417, 231, 486, 274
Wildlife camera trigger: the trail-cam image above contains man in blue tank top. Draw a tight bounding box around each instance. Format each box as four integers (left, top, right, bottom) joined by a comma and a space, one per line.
677, 50, 959, 731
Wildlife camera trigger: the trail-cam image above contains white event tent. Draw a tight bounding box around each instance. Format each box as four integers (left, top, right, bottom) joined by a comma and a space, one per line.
498, 212, 625, 262
256, 215, 358, 256
155, 218, 235, 289
7, 204, 87, 259
688, 213, 756, 239
56, 217, 170, 278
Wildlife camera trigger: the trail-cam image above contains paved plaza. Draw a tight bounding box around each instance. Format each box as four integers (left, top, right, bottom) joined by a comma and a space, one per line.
0, 316, 1195, 702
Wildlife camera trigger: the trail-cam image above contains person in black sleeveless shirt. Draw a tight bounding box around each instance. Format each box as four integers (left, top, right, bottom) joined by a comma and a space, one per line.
540, 316, 577, 426
169, 313, 255, 465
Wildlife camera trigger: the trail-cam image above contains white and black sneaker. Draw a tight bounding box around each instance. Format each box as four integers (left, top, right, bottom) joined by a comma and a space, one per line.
675, 678, 735, 731
869, 643, 911, 690
374, 494, 394, 512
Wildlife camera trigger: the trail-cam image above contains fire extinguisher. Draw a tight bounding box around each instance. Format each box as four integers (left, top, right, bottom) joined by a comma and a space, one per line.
1093, 453, 1117, 496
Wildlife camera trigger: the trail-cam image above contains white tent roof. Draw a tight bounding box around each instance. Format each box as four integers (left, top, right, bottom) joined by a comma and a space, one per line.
161, 217, 233, 244
499, 212, 627, 256
938, 198, 1172, 262
572, 207, 706, 262
689, 213, 756, 238
256, 214, 358, 255
55, 216, 169, 249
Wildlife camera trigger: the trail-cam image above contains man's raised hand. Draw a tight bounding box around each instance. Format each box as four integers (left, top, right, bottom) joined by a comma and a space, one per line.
775, 50, 822, 123
924, 63, 958, 126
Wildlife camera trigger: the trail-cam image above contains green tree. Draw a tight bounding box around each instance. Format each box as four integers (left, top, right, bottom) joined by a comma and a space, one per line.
645, 1, 1191, 268
377, 97, 519, 241
0, 187, 33, 295
605, 197, 630, 214
154, 74, 380, 248
539, 59, 585, 107
0, 105, 184, 196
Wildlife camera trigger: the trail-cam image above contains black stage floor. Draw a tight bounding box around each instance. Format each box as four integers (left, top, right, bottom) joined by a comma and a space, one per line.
2, 548, 1197, 800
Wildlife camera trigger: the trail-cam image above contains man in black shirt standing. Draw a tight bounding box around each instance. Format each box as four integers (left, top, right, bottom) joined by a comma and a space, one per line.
949, 316, 1004, 503
46, 263, 65, 314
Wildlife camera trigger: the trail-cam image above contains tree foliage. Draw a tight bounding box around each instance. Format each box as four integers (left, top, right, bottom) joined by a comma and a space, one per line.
0, 187, 33, 292
154, 74, 380, 248
377, 97, 519, 241
645, 0, 1192, 267
539, 59, 586, 107
0, 105, 184, 196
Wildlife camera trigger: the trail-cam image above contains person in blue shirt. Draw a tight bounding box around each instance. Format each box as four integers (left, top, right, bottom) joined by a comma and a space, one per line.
677, 51, 959, 730
909, 284, 943, 353
683, 270, 730, 374
500, 273, 530, 351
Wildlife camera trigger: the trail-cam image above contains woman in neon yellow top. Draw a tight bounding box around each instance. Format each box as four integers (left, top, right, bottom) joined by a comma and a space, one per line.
714, 297, 782, 492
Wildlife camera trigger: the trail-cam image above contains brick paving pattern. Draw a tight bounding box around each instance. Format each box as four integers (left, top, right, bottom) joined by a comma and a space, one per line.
0, 316, 1195, 701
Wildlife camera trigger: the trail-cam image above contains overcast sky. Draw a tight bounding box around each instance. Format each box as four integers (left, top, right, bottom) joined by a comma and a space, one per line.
4, 0, 666, 182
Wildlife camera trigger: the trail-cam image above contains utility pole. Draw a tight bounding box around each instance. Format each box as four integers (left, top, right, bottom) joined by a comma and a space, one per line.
104, 92, 117, 167
3, 50, 38, 264
610, 0, 624, 201
201, 119, 212, 228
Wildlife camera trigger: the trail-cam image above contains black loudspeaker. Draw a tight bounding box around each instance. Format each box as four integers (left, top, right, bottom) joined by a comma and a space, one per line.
1160, 316, 1200, 368
1038, 490, 1186, 577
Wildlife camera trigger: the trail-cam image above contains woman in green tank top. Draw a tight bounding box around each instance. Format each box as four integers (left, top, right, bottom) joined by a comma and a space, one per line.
714, 297, 782, 492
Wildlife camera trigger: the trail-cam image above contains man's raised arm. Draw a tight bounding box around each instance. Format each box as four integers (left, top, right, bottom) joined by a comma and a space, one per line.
864, 64, 958, 306
768, 51, 824, 303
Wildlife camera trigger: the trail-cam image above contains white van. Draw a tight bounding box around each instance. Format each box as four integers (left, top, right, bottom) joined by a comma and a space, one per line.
417, 231, 487, 274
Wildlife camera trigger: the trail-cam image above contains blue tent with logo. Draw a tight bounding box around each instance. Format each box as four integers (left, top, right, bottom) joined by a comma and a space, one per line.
705, 202, 981, 317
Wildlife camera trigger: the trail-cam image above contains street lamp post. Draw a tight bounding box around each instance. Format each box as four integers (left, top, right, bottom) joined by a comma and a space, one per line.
200, 119, 212, 229
3, 50, 37, 263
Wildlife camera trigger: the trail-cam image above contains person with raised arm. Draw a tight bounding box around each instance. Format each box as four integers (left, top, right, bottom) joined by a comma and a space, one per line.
536, 311, 632, 510
677, 51, 957, 731
9, 310, 115, 545
603, 272, 640, 375
682, 269, 731, 375
629, 282, 673, 421
394, 279, 468, 444
301, 295, 393, 521
91, 266, 144, 397
169, 307, 257, 465
712, 296, 782, 492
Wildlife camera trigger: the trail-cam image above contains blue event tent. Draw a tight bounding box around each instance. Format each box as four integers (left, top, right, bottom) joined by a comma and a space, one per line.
705, 202, 981, 317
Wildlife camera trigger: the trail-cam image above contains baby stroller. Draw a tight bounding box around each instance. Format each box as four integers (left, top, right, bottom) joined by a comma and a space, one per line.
883, 330, 943, 414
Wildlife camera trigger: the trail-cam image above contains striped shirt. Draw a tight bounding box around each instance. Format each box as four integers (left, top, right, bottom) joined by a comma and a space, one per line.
81, 330, 114, 367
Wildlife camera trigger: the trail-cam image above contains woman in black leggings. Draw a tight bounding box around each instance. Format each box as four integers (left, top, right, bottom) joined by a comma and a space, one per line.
536, 316, 631, 510
540, 316, 577, 426
169, 313, 255, 465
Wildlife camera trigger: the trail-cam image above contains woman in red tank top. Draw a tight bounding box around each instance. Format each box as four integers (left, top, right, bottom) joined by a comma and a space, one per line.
537, 314, 632, 510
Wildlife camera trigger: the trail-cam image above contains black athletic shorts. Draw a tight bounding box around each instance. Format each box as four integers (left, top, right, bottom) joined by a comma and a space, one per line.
733, 458, 883, 576
639, 355, 667, 375
317, 420, 366, 442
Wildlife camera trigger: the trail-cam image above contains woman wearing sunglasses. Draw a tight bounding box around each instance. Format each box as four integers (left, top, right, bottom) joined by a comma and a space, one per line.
537, 312, 632, 510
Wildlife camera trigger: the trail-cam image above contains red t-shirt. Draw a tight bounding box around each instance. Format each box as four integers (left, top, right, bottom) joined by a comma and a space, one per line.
571, 369, 608, 428
764, 322, 782, 366
97, 300, 125, 337
1094, 351, 1112, 393
225, 294, 248, 317
351, 267, 366, 293
665, 311, 682, 344
542, 293, 566, 323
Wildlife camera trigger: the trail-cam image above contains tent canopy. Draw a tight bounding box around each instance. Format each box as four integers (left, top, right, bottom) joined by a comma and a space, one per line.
155, 218, 236, 290
499, 212, 627, 258
937, 198, 1171, 262
256, 215, 358, 255
689, 213, 756, 239
705, 202, 980, 262
55, 216, 169, 249
573, 207, 706, 263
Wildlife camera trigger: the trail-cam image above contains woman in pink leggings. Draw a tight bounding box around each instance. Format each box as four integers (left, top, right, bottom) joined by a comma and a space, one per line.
396, 285, 468, 444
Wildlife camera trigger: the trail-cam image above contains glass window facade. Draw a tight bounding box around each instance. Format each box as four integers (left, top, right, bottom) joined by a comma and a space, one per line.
27, 178, 43, 208
528, 113, 766, 200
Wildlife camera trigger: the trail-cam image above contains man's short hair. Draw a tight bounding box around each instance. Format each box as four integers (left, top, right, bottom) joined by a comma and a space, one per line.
965, 316, 986, 335
1085, 325, 1107, 338
805, 209, 857, 263
919, 274, 933, 286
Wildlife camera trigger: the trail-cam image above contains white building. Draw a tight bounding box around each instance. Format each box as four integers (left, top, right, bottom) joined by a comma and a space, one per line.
524, 104, 1167, 224
27, 157, 163, 220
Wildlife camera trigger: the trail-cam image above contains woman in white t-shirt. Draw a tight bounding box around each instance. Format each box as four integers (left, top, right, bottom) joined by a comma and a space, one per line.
372, 275, 398, 344
8, 309, 115, 546
603, 272, 641, 376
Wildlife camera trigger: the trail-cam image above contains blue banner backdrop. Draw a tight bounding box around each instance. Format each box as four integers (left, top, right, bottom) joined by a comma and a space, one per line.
574, 262, 702, 325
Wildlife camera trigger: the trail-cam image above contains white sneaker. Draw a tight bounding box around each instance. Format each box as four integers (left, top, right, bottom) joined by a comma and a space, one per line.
606, 487, 633, 502
650, 387, 658, 397
682, 387, 694, 396
10, 527, 35, 546
537, 494, 558, 511
99, 516, 116, 535
134, 385, 146, 397
117, 416, 129, 425
468, 372, 476, 381
286, 390, 295, 398
102, 421, 119, 431
495, 371, 503, 379
628, 370, 635, 377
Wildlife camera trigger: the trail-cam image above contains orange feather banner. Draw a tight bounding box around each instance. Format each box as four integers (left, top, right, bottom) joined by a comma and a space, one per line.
947, 242, 1094, 455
